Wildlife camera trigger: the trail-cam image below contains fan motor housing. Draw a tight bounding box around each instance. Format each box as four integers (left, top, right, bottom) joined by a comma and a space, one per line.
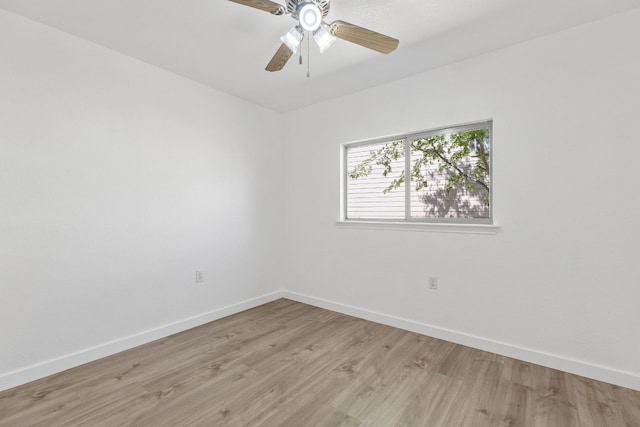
286, 0, 330, 18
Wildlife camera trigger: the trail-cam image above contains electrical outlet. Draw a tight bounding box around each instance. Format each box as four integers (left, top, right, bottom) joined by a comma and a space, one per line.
429, 276, 438, 290
195, 270, 204, 283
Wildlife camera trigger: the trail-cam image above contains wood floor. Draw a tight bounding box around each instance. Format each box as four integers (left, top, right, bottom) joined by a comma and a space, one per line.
1, 299, 639, 426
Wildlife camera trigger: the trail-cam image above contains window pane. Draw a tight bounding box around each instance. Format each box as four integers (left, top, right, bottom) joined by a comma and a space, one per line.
346, 140, 405, 219
409, 127, 491, 219
342, 122, 492, 224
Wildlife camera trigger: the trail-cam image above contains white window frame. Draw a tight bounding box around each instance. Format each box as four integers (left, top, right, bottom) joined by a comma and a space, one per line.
339, 120, 499, 234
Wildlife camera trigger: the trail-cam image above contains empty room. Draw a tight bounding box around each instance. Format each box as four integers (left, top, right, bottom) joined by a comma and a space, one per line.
1, 0, 639, 425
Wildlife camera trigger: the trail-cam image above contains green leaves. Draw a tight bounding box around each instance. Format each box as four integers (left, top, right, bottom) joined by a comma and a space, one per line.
374, 140, 404, 178
348, 157, 373, 179
384, 171, 405, 194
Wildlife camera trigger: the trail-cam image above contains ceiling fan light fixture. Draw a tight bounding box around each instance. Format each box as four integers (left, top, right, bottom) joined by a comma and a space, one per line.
280, 26, 303, 53
298, 3, 322, 32
229, 0, 399, 72
313, 23, 336, 53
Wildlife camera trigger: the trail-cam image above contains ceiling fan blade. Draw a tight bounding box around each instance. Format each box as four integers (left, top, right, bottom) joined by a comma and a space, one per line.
330, 20, 399, 54
227, 0, 286, 15
265, 43, 294, 72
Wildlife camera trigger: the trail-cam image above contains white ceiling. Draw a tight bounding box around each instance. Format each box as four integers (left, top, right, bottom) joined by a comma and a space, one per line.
1, 0, 639, 112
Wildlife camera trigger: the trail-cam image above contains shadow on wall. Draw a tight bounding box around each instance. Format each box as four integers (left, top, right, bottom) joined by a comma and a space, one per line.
419, 169, 490, 219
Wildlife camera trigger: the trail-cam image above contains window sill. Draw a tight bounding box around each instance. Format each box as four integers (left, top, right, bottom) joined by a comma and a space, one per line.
336, 220, 500, 235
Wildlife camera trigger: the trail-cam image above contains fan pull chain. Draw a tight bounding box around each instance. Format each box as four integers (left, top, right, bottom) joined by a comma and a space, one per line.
298, 31, 303, 65
306, 31, 310, 78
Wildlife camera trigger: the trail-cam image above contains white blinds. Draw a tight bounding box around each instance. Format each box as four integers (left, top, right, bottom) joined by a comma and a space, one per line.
346, 141, 405, 219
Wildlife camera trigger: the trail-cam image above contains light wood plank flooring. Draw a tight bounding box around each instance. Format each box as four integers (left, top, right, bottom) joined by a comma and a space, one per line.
1, 299, 638, 426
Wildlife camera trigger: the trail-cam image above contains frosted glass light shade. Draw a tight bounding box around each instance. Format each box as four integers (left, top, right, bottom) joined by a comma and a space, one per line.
281, 26, 303, 53
313, 24, 336, 53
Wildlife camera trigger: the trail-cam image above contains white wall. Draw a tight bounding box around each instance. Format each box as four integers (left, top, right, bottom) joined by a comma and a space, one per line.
0, 10, 284, 390
282, 9, 640, 390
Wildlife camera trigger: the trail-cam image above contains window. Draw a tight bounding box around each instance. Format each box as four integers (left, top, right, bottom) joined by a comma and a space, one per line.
342, 121, 492, 224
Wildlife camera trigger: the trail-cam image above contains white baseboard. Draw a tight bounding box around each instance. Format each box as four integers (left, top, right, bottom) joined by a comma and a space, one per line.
4, 290, 638, 393
0, 291, 284, 392
282, 291, 640, 392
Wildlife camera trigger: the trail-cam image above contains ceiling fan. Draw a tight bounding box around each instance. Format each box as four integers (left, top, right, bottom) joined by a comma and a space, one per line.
228, 0, 399, 72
